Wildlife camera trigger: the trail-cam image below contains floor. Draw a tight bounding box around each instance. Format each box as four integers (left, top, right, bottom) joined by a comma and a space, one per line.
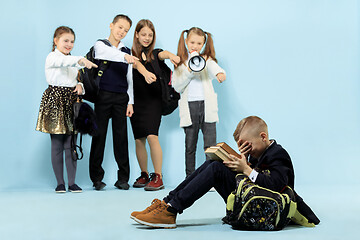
0, 184, 357, 240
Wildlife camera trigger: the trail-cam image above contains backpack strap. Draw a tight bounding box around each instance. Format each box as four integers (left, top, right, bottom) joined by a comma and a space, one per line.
150, 49, 163, 78
91, 39, 112, 58
93, 39, 112, 90
71, 97, 84, 161
71, 133, 83, 161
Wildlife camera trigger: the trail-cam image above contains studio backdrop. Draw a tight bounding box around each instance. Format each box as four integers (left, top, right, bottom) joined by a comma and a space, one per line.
0, 0, 359, 190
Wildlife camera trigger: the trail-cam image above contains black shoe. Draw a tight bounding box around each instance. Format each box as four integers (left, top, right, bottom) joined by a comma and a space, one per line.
93, 181, 106, 191
55, 184, 66, 193
114, 181, 129, 190
68, 184, 82, 193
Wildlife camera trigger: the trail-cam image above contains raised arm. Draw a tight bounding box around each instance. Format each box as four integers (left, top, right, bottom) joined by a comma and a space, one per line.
45, 52, 83, 69
158, 50, 180, 67
94, 41, 138, 63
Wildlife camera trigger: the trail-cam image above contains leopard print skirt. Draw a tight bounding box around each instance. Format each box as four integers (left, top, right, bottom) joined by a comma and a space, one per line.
36, 85, 77, 135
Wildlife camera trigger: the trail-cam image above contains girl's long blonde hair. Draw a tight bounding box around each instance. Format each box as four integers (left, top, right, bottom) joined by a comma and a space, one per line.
176, 27, 217, 68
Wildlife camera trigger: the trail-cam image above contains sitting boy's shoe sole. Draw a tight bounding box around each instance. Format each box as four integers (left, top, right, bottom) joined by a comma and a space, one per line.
133, 217, 176, 229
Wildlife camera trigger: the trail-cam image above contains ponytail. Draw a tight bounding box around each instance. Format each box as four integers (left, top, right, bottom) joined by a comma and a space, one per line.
177, 27, 217, 67
176, 30, 189, 68
202, 31, 217, 62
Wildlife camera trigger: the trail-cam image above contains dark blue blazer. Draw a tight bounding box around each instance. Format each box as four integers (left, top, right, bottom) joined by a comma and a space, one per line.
249, 140, 320, 225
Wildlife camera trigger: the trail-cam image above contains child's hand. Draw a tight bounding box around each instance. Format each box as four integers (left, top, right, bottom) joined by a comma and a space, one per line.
237, 139, 252, 158
144, 71, 157, 84
78, 58, 98, 69
73, 84, 83, 95
223, 153, 252, 175
216, 72, 226, 83
126, 104, 134, 117
125, 54, 139, 64
170, 55, 181, 67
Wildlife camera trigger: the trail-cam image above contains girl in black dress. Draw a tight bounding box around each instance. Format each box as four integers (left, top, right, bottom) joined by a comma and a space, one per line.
130, 19, 180, 191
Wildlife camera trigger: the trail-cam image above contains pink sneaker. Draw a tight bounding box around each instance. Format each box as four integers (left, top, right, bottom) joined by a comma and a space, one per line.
144, 173, 164, 191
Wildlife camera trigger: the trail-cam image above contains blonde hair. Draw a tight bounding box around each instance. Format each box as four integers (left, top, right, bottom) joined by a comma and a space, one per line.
52, 26, 75, 51
176, 27, 217, 68
132, 19, 156, 63
233, 116, 268, 142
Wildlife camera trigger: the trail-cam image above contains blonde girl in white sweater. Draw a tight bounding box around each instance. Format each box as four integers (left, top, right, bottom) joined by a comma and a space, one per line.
172, 27, 226, 177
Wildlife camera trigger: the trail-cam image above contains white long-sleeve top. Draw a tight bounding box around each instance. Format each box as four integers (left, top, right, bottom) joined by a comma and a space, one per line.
172, 58, 226, 127
45, 49, 84, 88
94, 40, 134, 105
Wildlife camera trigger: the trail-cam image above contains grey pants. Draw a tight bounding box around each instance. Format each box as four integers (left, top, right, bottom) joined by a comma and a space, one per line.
50, 134, 77, 186
184, 101, 216, 177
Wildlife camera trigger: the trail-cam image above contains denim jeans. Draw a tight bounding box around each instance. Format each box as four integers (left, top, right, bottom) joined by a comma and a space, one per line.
184, 101, 216, 177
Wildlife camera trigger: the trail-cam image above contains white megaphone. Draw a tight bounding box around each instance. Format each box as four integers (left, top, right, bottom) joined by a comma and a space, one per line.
188, 51, 206, 72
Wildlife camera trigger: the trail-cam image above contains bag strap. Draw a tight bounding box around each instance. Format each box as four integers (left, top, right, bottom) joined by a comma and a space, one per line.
71, 97, 84, 161
93, 39, 112, 88
149, 49, 162, 78
71, 133, 83, 161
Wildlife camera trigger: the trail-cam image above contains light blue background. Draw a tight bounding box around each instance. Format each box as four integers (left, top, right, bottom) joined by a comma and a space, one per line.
0, 0, 359, 191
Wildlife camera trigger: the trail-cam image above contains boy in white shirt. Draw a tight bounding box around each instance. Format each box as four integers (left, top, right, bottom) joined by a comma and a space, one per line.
89, 14, 138, 191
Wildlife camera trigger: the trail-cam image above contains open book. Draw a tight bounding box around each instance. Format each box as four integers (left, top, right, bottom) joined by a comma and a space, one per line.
205, 142, 241, 161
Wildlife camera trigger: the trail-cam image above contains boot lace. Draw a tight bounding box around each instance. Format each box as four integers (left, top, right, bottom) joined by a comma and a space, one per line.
144, 199, 161, 212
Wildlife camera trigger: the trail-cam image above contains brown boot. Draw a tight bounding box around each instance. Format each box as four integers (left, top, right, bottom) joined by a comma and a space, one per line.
130, 198, 162, 219
134, 201, 177, 228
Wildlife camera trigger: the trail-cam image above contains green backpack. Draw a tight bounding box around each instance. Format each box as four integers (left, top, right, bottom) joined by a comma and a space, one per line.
223, 174, 315, 231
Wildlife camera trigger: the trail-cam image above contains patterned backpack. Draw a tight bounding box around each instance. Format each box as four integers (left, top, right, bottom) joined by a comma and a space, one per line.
223, 174, 314, 231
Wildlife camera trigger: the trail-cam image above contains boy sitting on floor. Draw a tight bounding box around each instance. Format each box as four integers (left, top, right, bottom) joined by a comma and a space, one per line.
130, 116, 320, 228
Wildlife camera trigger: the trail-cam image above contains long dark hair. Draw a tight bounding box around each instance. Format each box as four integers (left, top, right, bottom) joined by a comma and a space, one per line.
132, 19, 156, 63
176, 27, 217, 68
52, 26, 75, 51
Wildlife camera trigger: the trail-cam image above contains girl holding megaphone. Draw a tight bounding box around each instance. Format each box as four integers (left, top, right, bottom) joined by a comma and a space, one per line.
172, 27, 226, 177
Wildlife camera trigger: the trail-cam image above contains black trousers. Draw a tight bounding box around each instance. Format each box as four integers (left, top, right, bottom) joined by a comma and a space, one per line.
89, 90, 129, 183
164, 160, 236, 214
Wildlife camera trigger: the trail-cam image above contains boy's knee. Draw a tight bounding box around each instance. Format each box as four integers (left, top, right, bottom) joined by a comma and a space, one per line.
208, 160, 225, 172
